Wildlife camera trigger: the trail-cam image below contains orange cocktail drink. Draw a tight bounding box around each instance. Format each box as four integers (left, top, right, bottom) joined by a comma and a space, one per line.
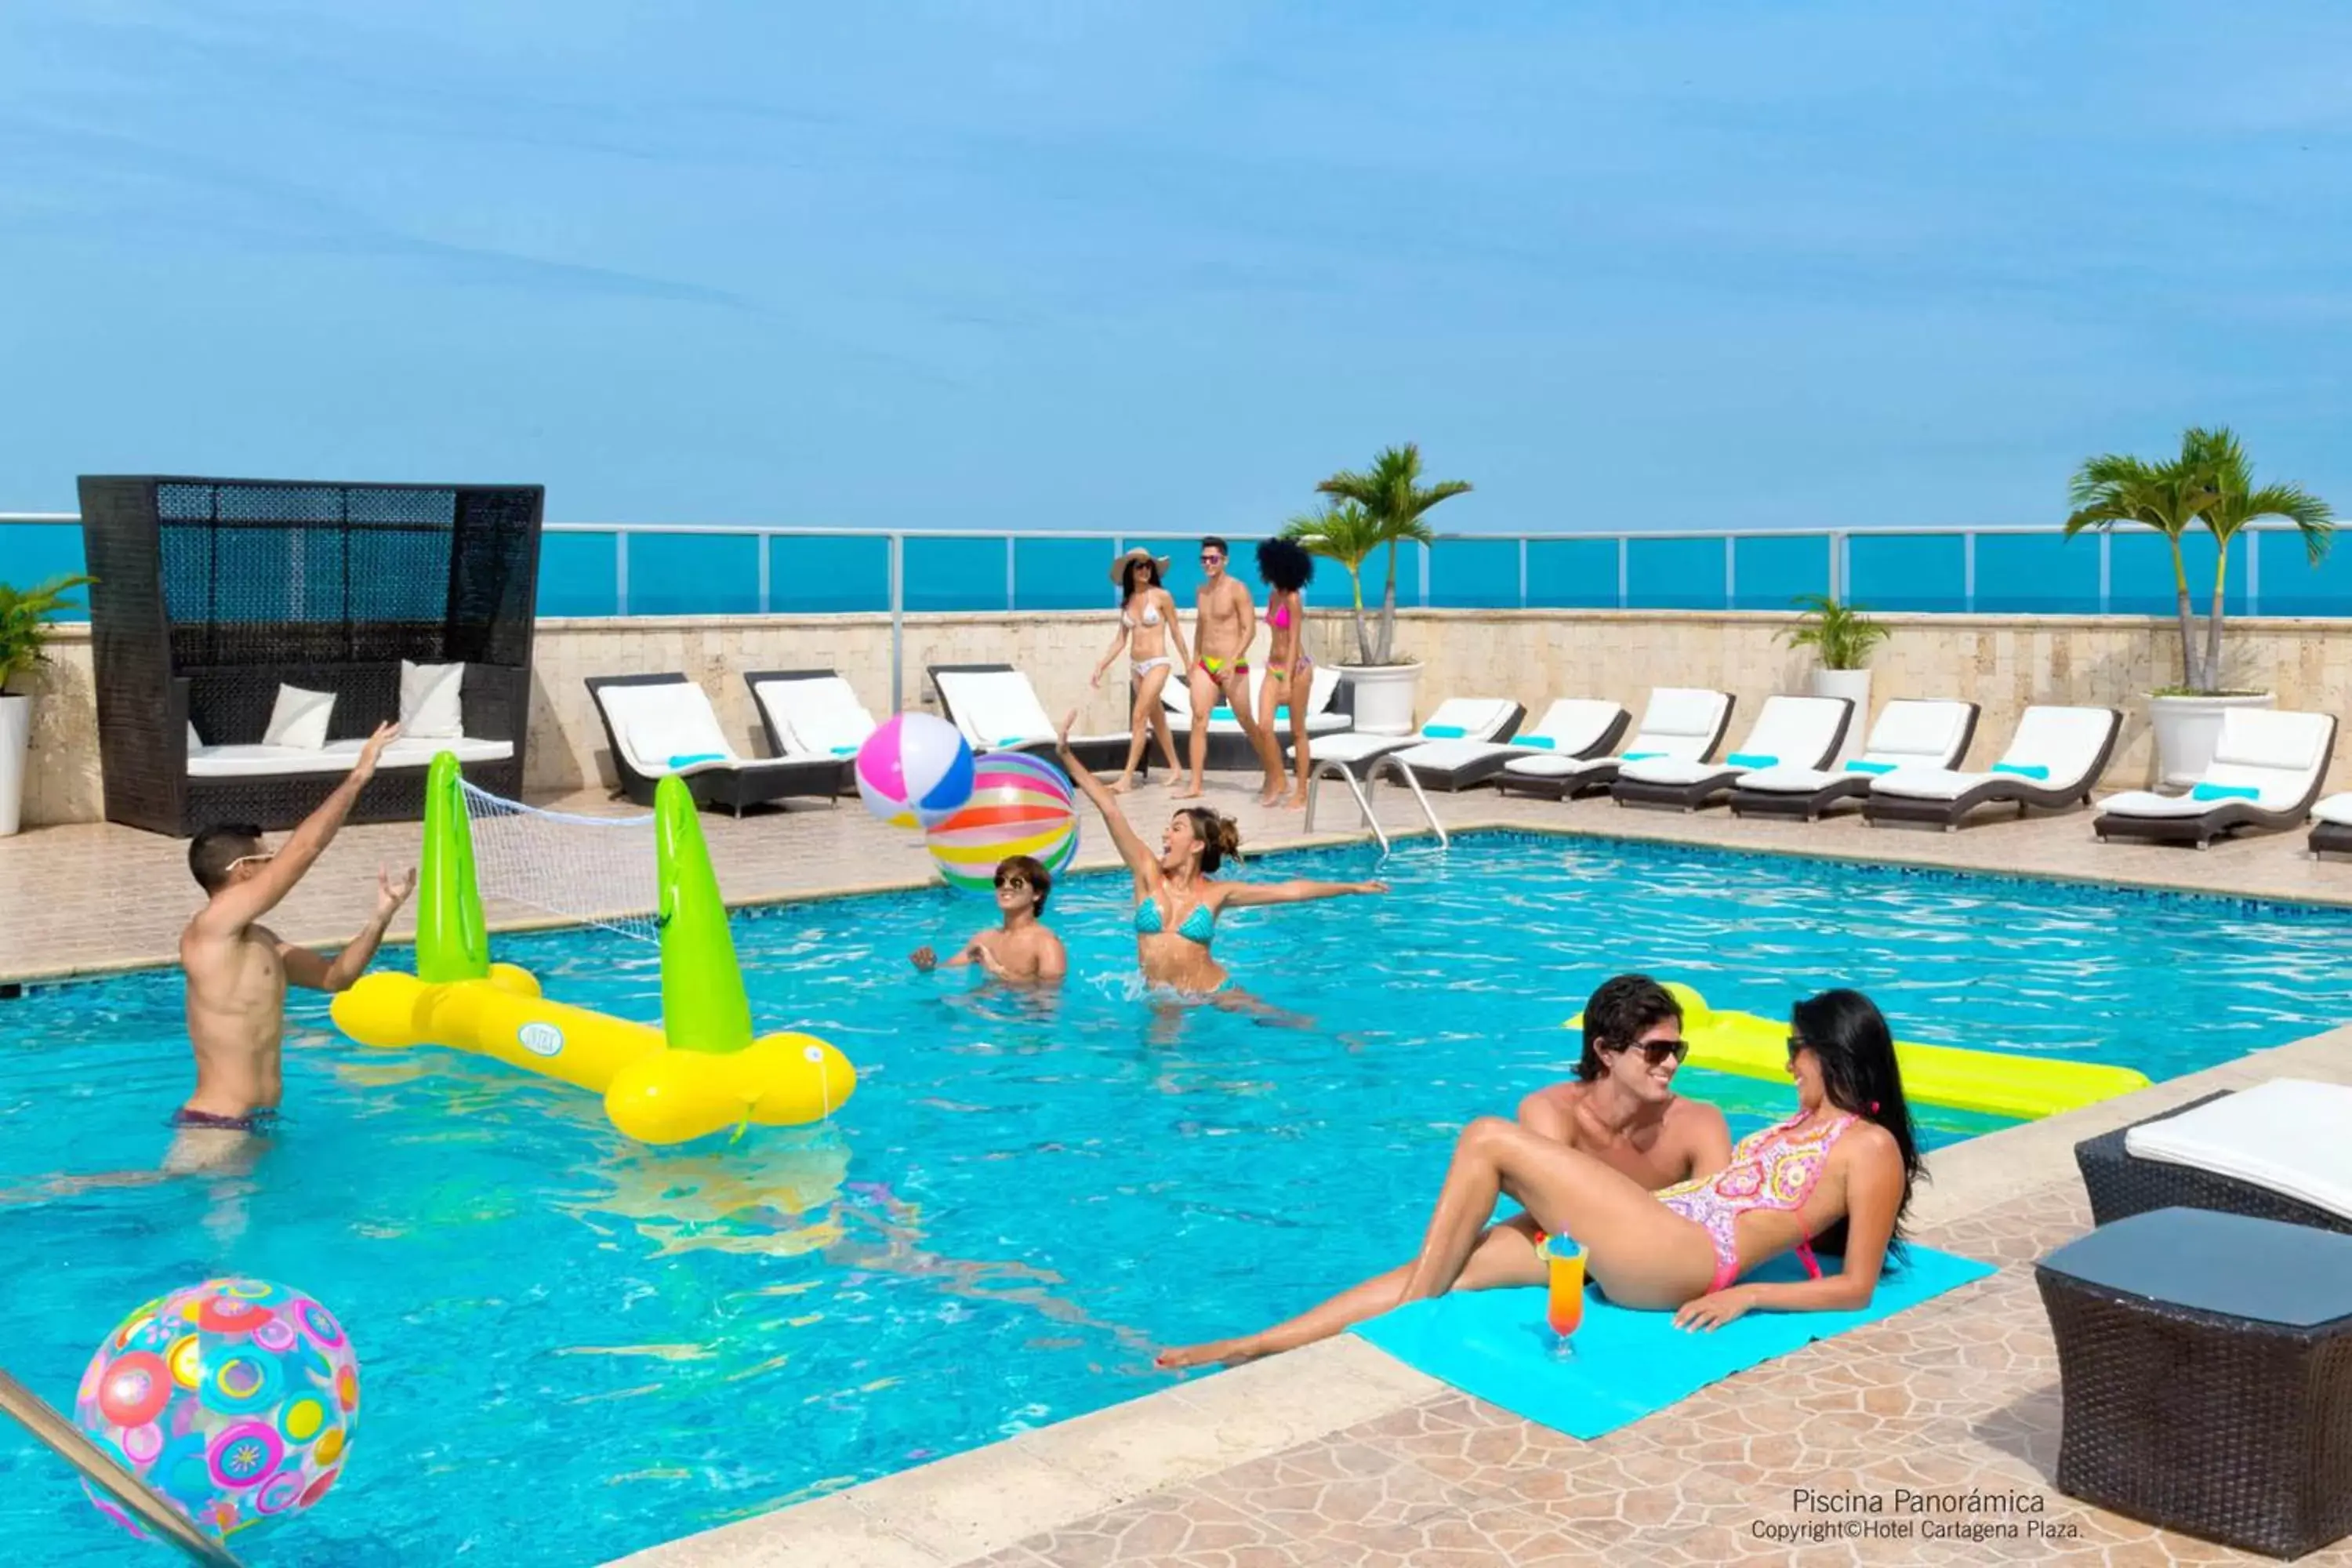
1537, 1235, 1585, 1339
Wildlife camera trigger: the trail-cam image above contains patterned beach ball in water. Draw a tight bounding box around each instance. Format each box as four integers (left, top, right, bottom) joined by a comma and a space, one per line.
924, 752, 1080, 893
855, 713, 977, 829
74, 1278, 359, 1544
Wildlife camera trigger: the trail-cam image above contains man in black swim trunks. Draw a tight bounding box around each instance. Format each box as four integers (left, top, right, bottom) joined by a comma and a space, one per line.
171, 722, 414, 1171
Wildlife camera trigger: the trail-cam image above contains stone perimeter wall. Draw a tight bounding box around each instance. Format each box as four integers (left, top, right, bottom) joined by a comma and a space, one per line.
19, 610, 2349, 827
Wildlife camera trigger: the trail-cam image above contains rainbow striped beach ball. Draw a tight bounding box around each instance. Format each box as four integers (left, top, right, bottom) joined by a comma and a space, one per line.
924, 753, 1080, 893
855, 713, 976, 829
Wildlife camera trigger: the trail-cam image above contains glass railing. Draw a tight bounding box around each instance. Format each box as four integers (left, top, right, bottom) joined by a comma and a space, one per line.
9, 515, 2352, 621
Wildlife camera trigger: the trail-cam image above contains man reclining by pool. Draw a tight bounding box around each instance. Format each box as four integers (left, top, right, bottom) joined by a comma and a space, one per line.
1157, 973, 1733, 1368
1160, 984, 1923, 1366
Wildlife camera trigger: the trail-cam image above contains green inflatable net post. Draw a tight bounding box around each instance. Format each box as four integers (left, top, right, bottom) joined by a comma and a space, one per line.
416, 752, 491, 984
653, 775, 754, 1054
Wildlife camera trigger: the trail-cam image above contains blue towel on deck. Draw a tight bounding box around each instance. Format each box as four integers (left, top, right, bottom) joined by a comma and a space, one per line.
1351, 1245, 1993, 1440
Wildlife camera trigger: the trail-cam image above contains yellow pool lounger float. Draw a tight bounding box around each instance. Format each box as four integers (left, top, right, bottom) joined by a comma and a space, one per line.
1566, 982, 2148, 1122
332, 753, 856, 1145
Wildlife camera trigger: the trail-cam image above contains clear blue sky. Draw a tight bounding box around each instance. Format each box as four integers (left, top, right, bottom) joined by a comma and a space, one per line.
4, 2, 2346, 534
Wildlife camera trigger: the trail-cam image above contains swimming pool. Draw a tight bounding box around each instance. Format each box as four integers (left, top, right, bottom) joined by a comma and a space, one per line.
7, 829, 2352, 1564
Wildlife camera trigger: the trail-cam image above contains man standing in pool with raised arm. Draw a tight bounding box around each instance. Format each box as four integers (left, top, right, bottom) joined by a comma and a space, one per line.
171, 720, 415, 1170
1157, 973, 1732, 1367
1180, 536, 1284, 802
909, 854, 1068, 986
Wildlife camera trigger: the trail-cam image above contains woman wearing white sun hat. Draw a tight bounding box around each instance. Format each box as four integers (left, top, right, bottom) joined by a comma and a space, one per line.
1090, 547, 1192, 793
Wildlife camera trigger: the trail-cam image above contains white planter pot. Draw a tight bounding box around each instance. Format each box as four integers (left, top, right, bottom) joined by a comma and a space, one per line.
2148, 691, 2274, 791
0, 693, 27, 837
1809, 668, 1872, 764
1337, 662, 1424, 737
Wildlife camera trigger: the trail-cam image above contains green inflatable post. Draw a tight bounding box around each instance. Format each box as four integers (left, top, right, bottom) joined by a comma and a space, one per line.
415, 752, 491, 984
653, 775, 754, 1054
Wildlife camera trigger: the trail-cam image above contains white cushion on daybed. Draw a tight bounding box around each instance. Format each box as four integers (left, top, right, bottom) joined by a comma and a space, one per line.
1504, 686, 1729, 780
1619, 694, 1846, 786
187, 736, 513, 779
2125, 1078, 2352, 1221
2101, 708, 2334, 818
399, 660, 466, 739
1868, 705, 2113, 803
263, 684, 336, 750
753, 675, 877, 758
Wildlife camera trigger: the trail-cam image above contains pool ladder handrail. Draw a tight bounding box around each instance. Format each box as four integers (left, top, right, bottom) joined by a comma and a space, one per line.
1301, 752, 1448, 855
0, 1367, 245, 1566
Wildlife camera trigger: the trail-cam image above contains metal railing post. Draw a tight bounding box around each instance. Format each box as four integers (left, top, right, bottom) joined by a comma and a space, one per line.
2247, 530, 2261, 616
1723, 536, 1737, 610
2098, 532, 2112, 614
1004, 536, 1018, 612
1617, 537, 1630, 609
1962, 531, 1976, 613
1518, 535, 1529, 608
889, 533, 906, 712
757, 532, 771, 614
1828, 531, 1846, 603
613, 530, 630, 616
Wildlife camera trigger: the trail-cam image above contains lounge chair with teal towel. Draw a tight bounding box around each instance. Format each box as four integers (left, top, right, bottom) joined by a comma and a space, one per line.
746, 669, 880, 798
1306, 696, 1523, 779
2096, 708, 2337, 851
927, 663, 1133, 772
586, 672, 850, 815
1729, 699, 1979, 822
1612, 694, 1853, 813
1496, 687, 1734, 801
1863, 705, 2123, 832
1392, 697, 1628, 791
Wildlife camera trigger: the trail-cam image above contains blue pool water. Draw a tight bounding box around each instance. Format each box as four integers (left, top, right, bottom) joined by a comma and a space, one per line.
8, 830, 2352, 1564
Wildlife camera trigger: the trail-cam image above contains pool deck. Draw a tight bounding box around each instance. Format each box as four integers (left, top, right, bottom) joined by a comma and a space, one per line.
6, 779, 2352, 1566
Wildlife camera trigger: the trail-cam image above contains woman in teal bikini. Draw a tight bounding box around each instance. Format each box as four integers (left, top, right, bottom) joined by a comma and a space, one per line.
1254, 539, 1316, 808
1054, 714, 1385, 995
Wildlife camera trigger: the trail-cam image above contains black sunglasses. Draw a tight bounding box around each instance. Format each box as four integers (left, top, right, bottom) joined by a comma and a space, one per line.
1617, 1035, 1688, 1066
994, 873, 1031, 891
1785, 1035, 1811, 1061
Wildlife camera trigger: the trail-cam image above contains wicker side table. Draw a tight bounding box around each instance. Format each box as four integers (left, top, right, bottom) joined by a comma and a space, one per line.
2074, 1091, 2352, 1235
2036, 1207, 2352, 1559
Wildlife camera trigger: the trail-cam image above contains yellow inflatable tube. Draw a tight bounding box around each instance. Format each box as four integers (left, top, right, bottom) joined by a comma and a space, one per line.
332, 967, 858, 1143
1567, 982, 2150, 1122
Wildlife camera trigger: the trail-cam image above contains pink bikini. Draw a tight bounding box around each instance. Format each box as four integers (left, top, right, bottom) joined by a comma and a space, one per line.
1265, 596, 1309, 679
1653, 1111, 1860, 1291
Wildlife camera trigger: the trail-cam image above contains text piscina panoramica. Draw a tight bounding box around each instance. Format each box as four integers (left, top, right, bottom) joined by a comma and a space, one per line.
1791, 1488, 2045, 1515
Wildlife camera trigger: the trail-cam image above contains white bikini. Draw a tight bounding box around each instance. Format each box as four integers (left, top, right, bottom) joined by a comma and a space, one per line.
1123, 599, 1173, 678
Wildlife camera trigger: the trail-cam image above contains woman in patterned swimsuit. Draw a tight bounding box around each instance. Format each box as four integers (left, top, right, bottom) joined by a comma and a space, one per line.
1396, 989, 1922, 1331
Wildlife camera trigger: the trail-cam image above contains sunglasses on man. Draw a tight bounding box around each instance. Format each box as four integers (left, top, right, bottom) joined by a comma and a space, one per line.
1617, 1034, 1688, 1066
994, 873, 1031, 891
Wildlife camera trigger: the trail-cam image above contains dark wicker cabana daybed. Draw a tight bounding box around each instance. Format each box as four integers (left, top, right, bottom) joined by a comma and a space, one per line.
78, 475, 544, 837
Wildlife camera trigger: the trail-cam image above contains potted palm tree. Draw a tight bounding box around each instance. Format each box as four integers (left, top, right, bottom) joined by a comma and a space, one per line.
0, 574, 94, 836
1780, 593, 1887, 764
1282, 443, 1472, 735
2063, 426, 2332, 788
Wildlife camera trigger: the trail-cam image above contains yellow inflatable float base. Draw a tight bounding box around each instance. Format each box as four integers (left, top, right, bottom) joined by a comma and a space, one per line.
332, 967, 858, 1145
1567, 983, 2149, 1123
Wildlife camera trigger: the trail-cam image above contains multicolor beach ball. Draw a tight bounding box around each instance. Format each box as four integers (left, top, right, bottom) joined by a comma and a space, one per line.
924, 752, 1080, 893
855, 713, 977, 829
74, 1278, 359, 1544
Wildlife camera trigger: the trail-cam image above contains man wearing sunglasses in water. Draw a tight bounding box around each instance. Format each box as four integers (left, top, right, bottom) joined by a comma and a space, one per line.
1157, 972, 1733, 1368
909, 854, 1068, 986
169, 721, 416, 1170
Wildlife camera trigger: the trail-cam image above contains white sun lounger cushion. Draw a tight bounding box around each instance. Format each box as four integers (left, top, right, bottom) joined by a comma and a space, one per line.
1396, 697, 1618, 772
2314, 793, 2352, 826
594, 682, 742, 777
755, 677, 876, 758
1736, 699, 1974, 796
1618, 695, 1844, 786
1869, 705, 2111, 802
941, 670, 1125, 749
2124, 1078, 2352, 1221
2100, 709, 2334, 818
1319, 697, 1515, 767
1511, 688, 1728, 780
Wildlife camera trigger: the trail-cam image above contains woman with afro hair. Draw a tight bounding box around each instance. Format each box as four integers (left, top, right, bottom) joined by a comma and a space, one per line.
1254, 537, 1318, 808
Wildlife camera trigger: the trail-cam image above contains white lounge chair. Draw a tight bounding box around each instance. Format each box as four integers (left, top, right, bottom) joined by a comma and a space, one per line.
2121, 1078, 2352, 1223
927, 663, 1131, 770
2095, 709, 2337, 850
1727, 700, 1980, 821
1611, 695, 1853, 812
1308, 697, 1524, 777
1494, 688, 1734, 801
746, 670, 877, 790
2310, 794, 2352, 858
586, 673, 847, 814
1862, 705, 2122, 830
1392, 699, 1629, 791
